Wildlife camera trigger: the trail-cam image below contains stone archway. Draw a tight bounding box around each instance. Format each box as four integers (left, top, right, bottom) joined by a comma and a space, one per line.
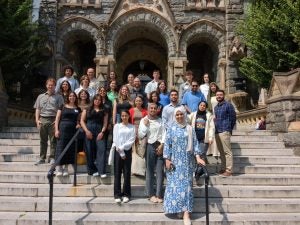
105, 9, 174, 82
56, 17, 101, 76
106, 9, 177, 58
179, 19, 226, 85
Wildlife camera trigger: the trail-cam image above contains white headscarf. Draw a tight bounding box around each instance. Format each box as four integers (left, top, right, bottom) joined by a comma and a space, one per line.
174, 106, 193, 152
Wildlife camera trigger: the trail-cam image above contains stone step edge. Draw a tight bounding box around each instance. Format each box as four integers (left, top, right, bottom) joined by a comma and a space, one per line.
0, 211, 299, 223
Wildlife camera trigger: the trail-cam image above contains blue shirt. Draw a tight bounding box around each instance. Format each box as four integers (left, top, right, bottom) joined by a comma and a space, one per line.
181, 91, 206, 112
214, 100, 236, 133
159, 92, 170, 107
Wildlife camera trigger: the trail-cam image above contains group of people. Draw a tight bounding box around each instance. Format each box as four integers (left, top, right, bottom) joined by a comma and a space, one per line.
34, 66, 236, 225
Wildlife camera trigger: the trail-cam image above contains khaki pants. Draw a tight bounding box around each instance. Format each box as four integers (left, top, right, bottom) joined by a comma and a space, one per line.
39, 117, 56, 160
215, 131, 232, 172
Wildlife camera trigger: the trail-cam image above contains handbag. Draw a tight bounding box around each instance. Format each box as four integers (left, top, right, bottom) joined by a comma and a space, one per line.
136, 136, 147, 158
77, 151, 87, 165
108, 144, 116, 165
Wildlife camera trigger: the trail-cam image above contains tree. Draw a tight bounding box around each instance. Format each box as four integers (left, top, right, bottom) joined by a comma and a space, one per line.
0, 0, 48, 89
237, 0, 300, 88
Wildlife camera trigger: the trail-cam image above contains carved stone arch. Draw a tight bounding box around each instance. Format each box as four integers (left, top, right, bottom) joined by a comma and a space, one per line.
179, 19, 226, 59
106, 8, 178, 58
56, 17, 101, 56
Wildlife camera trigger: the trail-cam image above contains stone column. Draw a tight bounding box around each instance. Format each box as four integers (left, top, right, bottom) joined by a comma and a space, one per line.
94, 56, 109, 87
168, 58, 188, 89
218, 58, 226, 90
267, 68, 300, 149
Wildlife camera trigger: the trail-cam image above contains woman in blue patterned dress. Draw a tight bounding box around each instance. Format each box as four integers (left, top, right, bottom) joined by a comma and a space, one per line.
163, 106, 206, 225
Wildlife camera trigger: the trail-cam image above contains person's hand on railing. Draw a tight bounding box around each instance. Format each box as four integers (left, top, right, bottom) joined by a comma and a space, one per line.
196, 155, 206, 166
85, 130, 93, 140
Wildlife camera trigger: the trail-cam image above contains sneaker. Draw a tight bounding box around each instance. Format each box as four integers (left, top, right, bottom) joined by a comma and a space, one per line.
56, 171, 63, 176
92, 172, 100, 177
149, 196, 158, 203
100, 174, 107, 178
122, 197, 130, 203
115, 198, 122, 203
63, 167, 69, 176
156, 198, 163, 203
219, 171, 232, 177
34, 159, 45, 165
49, 158, 55, 165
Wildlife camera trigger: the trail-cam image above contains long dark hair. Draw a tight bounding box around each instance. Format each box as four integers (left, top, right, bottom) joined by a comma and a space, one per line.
78, 89, 90, 105
89, 94, 104, 111
65, 91, 78, 107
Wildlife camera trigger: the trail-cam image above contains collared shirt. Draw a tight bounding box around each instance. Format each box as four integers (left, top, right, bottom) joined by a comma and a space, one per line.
34, 92, 64, 117
138, 116, 165, 144
161, 102, 181, 129
130, 87, 147, 102
181, 90, 206, 112
144, 80, 158, 95
214, 100, 236, 133
107, 91, 118, 104
179, 81, 191, 100
55, 76, 80, 93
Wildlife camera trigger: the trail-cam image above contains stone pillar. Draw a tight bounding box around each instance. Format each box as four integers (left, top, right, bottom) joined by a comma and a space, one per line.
94, 56, 109, 87
218, 58, 226, 90
267, 68, 300, 149
168, 58, 188, 90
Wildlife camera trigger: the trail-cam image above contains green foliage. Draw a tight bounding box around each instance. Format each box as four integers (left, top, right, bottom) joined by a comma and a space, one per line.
0, 0, 48, 87
237, 0, 300, 88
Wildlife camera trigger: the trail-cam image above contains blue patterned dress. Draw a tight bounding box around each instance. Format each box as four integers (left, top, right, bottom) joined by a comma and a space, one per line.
163, 123, 201, 214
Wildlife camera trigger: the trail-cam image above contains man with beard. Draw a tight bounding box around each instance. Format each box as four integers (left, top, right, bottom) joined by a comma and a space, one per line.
214, 90, 236, 177
162, 89, 181, 129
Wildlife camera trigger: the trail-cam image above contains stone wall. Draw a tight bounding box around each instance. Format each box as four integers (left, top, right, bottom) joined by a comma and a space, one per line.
267, 69, 300, 150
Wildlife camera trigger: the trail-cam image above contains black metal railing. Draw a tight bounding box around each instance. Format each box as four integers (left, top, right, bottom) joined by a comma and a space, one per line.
47, 129, 81, 225
195, 164, 210, 225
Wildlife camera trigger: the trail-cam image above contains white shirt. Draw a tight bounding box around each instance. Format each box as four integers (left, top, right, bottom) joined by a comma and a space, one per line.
55, 76, 79, 93
138, 116, 165, 144
179, 81, 191, 100
200, 83, 210, 100
113, 123, 136, 157
89, 78, 99, 92
74, 86, 96, 100
144, 80, 158, 95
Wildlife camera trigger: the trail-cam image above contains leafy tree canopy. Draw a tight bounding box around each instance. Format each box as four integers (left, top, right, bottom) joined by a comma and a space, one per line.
237, 0, 300, 88
0, 0, 48, 88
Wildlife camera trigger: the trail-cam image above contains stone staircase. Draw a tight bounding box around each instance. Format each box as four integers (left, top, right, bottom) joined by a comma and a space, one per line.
0, 127, 300, 225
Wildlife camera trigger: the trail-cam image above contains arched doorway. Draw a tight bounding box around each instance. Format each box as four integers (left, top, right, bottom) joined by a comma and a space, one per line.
62, 30, 96, 76
115, 25, 168, 84
186, 43, 215, 83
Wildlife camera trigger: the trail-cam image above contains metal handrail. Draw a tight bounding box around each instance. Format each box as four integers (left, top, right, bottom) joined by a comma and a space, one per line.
195, 164, 210, 225
47, 128, 81, 225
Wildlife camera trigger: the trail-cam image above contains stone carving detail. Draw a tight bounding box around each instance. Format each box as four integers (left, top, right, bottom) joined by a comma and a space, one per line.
229, 36, 246, 61
122, 0, 163, 12
186, 0, 225, 8
97, 23, 108, 55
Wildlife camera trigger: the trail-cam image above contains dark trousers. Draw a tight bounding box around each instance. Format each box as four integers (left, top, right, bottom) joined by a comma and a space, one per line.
39, 117, 56, 160
146, 143, 164, 198
85, 137, 106, 175
114, 149, 132, 198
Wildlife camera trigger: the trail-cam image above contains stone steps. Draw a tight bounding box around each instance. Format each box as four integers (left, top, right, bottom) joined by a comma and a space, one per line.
0, 196, 300, 213
0, 171, 299, 185
0, 127, 300, 224
0, 183, 300, 198
1, 211, 300, 225
0, 162, 299, 174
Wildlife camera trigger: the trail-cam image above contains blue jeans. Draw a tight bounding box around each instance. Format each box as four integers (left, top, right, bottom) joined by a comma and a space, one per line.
145, 143, 164, 198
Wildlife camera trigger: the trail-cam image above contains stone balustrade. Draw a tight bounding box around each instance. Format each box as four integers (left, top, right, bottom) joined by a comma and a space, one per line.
236, 106, 267, 131
7, 105, 35, 127
58, 0, 101, 9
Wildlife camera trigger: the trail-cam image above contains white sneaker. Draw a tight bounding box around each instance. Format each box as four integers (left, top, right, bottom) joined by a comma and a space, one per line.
92, 172, 100, 177
49, 158, 55, 165
63, 170, 69, 176
100, 174, 107, 178
56, 171, 63, 176
115, 198, 121, 203
122, 197, 130, 203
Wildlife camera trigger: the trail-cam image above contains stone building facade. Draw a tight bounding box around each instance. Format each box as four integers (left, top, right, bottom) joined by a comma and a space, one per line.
40, 0, 248, 94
